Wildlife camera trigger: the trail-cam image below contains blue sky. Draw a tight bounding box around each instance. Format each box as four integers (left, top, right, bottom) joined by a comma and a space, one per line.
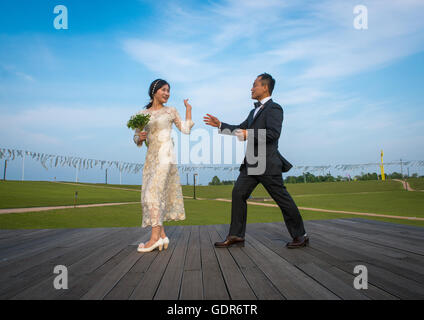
1, 0, 424, 184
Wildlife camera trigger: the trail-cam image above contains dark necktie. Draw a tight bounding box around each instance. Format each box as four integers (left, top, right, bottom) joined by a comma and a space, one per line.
254, 101, 262, 108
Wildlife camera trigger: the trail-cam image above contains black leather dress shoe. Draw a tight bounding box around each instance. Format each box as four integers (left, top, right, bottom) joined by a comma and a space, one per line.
214, 235, 245, 248
286, 235, 309, 249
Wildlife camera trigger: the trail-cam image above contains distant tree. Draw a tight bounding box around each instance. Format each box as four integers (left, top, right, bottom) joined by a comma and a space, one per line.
387, 172, 403, 179
284, 176, 298, 184
209, 176, 221, 185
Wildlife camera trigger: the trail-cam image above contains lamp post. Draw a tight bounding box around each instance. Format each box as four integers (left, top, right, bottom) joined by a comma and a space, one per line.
22, 152, 25, 181
193, 173, 198, 199
3, 160, 7, 181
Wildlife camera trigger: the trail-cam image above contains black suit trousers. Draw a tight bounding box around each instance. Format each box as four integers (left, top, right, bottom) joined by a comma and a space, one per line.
229, 169, 306, 239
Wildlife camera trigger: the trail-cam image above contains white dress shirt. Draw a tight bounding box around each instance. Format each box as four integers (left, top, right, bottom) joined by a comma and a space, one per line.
253, 96, 272, 118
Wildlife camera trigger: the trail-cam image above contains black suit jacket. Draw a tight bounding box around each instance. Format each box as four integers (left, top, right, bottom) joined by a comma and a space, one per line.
218, 99, 293, 175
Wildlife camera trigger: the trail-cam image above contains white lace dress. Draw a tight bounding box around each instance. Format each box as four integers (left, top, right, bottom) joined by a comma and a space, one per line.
133, 106, 194, 228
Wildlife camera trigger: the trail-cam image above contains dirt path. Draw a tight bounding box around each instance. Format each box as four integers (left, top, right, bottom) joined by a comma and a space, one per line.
51, 181, 141, 192
211, 198, 424, 221
393, 179, 415, 191
0, 202, 139, 215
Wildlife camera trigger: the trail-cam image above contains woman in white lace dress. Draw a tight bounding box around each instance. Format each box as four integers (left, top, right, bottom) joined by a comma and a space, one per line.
133, 79, 194, 252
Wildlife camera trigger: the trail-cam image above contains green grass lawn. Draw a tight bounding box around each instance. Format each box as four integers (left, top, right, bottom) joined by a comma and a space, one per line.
63, 179, 403, 199
0, 179, 423, 229
181, 180, 403, 199
253, 191, 424, 218
0, 180, 139, 209
1, 199, 423, 229
407, 178, 424, 190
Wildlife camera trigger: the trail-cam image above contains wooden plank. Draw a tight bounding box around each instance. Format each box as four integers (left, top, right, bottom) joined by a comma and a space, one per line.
199, 224, 229, 300
0, 229, 66, 251
0, 227, 102, 264
256, 222, 399, 300
294, 222, 424, 299
319, 219, 424, 248
0, 229, 39, 240
296, 262, 369, 300
179, 226, 203, 300
324, 264, 399, 300
0, 228, 104, 279
215, 224, 284, 300
184, 225, 201, 271
80, 232, 152, 299
60, 243, 140, 300
242, 229, 339, 300
104, 226, 178, 300
207, 225, 257, 300
129, 226, 184, 300
50, 228, 142, 300
0, 228, 123, 299
248, 224, 370, 300
309, 220, 424, 256
327, 219, 424, 242
7, 228, 138, 299
346, 218, 424, 234
305, 221, 424, 284
0, 228, 78, 261
0, 229, 55, 244
179, 270, 203, 300
154, 226, 191, 300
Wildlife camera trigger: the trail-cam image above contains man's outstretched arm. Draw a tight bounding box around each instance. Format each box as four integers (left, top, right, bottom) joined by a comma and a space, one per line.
204, 113, 250, 134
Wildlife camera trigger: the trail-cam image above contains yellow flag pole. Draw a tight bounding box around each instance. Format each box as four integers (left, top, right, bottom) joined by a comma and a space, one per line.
380, 150, 385, 181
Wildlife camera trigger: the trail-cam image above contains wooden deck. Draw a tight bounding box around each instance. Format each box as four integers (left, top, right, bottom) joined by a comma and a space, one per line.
0, 218, 423, 300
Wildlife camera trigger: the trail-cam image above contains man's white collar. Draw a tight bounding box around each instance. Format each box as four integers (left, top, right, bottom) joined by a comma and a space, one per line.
260, 96, 272, 105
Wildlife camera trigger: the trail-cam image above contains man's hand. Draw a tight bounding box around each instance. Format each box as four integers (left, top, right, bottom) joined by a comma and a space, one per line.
203, 114, 221, 128
235, 129, 247, 141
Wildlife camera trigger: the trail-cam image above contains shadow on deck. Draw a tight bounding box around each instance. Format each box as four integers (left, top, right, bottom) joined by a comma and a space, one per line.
0, 218, 423, 300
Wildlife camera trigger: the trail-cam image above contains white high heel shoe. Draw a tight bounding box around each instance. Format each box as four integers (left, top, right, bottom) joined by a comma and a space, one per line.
137, 238, 163, 253
162, 237, 169, 250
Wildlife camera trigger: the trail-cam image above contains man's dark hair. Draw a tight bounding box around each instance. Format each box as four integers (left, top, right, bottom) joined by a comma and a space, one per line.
257, 73, 275, 95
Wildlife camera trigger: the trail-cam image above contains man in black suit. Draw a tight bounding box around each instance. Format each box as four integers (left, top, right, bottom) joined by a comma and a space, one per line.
204, 73, 308, 249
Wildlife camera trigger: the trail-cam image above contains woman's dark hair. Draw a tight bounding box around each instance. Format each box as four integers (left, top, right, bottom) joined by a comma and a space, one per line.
257, 73, 275, 95
144, 79, 170, 109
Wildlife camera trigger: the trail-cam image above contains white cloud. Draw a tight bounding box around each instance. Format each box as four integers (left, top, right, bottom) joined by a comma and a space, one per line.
122, 39, 224, 83
1, 65, 34, 81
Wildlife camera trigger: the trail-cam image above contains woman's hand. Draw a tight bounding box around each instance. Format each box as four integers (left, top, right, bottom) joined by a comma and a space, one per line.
184, 99, 192, 110
138, 131, 148, 142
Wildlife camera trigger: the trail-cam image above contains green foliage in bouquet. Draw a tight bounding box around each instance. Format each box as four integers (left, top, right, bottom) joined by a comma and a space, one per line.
127, 113, 151, 130
127, 113, 151, 146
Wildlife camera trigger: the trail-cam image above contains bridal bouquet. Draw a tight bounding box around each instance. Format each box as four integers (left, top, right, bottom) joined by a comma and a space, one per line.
127, 113, 151, 146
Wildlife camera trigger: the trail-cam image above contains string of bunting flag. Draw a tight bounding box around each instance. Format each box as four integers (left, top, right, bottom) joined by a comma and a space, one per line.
1, 148, 423, 174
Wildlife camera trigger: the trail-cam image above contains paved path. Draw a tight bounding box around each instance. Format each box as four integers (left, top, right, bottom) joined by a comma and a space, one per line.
0, 202, 139, 215
393, 179, 423, 192
213, 198, 424, 221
